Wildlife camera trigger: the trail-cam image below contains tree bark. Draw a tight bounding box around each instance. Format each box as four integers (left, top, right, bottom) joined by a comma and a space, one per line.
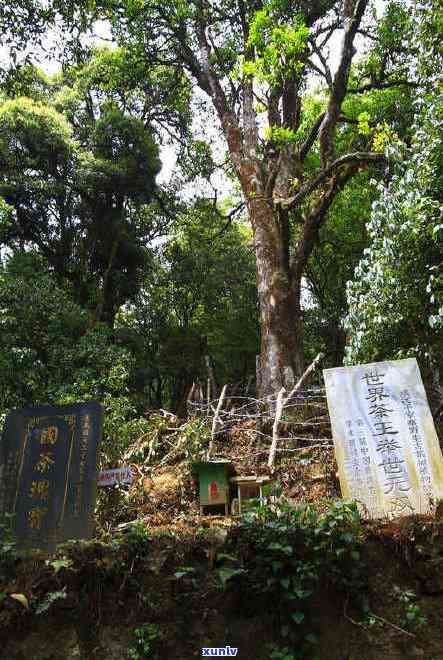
247, 193, 304, 396
187, 0, 377, 400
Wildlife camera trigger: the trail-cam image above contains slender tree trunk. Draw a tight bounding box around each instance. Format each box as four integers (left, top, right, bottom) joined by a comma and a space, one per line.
247, 194, 304, 397
93, 235, 119, 328
325, 320, 346, 366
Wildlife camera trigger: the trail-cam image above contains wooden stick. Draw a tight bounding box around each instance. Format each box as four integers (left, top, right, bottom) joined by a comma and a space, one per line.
206, 377, 211, 415
267, 353, 324, 469
268, 387, 286, 469
245, 374, 254, 395
208, 384, 228, 458
369, 612, 415, 638
343, 595, 415, 639
186, 382, 196, 416
344, 607, 415, 639
255, 355, 261, 400
283, 352, 324, 408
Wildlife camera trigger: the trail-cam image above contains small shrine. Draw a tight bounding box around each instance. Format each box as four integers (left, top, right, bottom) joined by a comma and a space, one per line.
193, 461, 270, 516
192, 460, 232, 515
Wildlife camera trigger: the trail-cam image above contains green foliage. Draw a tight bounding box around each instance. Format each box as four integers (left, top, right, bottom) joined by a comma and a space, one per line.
178, 138, 215, 182
68, 47, 192, 141
118, 520, 151, 557
0, 1, 54, 64
216, 559, 246, 589
178, 418, 210, 463
0, 56, 161, 327
360, 611, 384, 630
245, 7, 309, 84
360, 1, 412, 83
300, 58, 413, 365
45, 557, 74, 574
0, 196, 13, 230
34, 587, 67, 615
346, 99, 443, 371
401, 603, 427, 632
304, 171, 373, 367
0, 514, 17, 582
48, 0, 419, 388
174, 565, 198, 588
0, 93, 73, 151
121, 201, 259, 409
269, 644, 316, 660
357, 111, 371, 137
346, 1, 443, 375
0, 0, 435, 438
264, 126, 298, 147
226, 499, 364, 655
392, 586, 428, 631
128, 623, 160, 660
0, 251, 141, 463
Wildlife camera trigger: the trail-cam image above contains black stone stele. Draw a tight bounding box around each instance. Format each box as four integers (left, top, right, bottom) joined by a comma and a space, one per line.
0, 401, 102, 551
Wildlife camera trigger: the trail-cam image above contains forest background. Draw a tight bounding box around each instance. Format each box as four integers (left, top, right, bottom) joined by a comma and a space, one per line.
0, 0, 441, 467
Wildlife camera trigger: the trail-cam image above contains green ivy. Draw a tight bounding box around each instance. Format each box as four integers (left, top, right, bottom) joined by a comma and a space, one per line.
128, 623, 161, 660
222, 499, 364, 658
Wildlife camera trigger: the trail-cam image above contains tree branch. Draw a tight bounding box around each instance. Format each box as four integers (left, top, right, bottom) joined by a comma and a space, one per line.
308, 38, 333, 88
195, 18, 244, 170
290, 164, 361, 281
306, 58, 330, 83
214, 202, 246, 236
348, 79, 417, 94
299, 112, 325, 162
318, 0, 369, 167
286, 151, 385, 210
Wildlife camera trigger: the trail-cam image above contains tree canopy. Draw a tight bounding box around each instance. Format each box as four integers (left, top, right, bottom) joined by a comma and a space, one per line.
86, 0, 417, 395
0, 0, 441, 425
346, 0, 443, 389
0, 56, 162, 325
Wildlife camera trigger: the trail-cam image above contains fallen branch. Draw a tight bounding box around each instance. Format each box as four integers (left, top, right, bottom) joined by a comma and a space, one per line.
208, 384, 228, 458
343, 595, 415, 639
369, 612, 416, 638
268, 353, 325, 469
283, 352, 324, 407
268, 387, 286, 470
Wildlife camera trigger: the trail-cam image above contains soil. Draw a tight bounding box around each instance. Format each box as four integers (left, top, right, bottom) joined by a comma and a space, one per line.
2, 411, 443, 660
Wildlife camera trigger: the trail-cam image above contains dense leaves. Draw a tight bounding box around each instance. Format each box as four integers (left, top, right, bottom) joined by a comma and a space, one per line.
346, 1, 443, 391
118, 202, 259, 411
0, 0, 441, 426
0, 58, 161, 326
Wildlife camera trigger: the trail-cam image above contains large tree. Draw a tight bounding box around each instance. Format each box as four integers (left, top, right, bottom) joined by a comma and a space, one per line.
0, 57, 166, 325
91, 0, 413, 396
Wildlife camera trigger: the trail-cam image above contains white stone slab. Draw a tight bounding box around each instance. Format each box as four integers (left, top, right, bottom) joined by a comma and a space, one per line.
323, 358, 443, 518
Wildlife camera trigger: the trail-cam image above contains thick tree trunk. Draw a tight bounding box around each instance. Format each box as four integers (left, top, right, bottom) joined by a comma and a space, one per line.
247, 194, 304, 397
189, 0, 374, 401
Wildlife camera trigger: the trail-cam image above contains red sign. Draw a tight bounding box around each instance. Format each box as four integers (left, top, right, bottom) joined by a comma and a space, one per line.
209, 480, 218, 500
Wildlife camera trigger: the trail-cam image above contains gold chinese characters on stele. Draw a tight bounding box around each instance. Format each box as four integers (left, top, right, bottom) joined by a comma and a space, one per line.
323, 358, 443, 519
